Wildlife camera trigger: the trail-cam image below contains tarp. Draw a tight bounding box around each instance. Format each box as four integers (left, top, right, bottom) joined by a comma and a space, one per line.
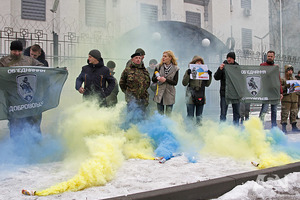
225, 65, 280, 104
0, 66, 68, 120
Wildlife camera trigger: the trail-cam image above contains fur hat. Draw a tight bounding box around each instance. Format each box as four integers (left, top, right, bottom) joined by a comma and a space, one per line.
135, 48, 145, 56
89, 49, 102, 61
190, 55, 204, 64
107, 61, 116, 69
10, 40, 23, 51
226, 52, 236, 60
131, 52, 141, 58
285, 65, 293, 72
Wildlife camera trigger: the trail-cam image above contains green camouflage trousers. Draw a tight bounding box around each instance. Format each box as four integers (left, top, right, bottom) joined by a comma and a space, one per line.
281, 102, 298, 124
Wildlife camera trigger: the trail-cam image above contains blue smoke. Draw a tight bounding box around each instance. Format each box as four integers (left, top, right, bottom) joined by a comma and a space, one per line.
138, 112, 179, 161
267, 127, 300, 159
0, 127, 64, 166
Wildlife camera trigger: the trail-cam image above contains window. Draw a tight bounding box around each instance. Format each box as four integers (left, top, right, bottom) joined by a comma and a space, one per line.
140, 4, 158, 23
241, 0, 251, 9
85, 0, 106, 27
184, 0, 205, 6
186, 11, 201, 28
162, 0, 167, 15
242, 28, 252, 49
21, 0, 46, 21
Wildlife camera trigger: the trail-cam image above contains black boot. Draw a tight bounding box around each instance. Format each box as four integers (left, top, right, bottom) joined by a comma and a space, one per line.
282, 123, 287, 133
292, 122, 300, 132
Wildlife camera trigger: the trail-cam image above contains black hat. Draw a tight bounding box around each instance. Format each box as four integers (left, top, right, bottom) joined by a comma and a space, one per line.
107, 61, 116, 69
89, 49, 102, 61
226, 52, 236, 60
131, 52, 141, 58
10, 40, 23, 51
135, 48, 145, 56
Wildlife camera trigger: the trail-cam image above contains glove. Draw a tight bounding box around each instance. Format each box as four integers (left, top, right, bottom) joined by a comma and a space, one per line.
187, 69, 191, 75
207, 70, 212, 76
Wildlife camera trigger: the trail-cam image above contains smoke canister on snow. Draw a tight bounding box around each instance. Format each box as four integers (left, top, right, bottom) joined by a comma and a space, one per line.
22, 189, 36, 196
251, 161, 259, 167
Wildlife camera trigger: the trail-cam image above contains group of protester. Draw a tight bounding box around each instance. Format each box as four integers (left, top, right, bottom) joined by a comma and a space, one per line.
1, 40, 299, 139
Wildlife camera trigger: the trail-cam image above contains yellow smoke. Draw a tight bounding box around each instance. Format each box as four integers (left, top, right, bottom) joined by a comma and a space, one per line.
36, 101, 154, 196
199, 117, 296, 169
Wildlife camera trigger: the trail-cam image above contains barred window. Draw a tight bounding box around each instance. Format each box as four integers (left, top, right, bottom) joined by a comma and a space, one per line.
85, 0, 106, 27
241, 0, 251, 9
140, 3, 158, 23
186, 11, 201, 28
242, 28, 252, 49
21, 0, 46, 21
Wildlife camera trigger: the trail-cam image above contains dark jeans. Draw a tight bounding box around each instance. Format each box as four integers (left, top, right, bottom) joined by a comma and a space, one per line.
186, 104, 204, 124
8, 114, 42, 138
220, 96, 240, 125
157, 103, 173, 115
259, 103, 277, 127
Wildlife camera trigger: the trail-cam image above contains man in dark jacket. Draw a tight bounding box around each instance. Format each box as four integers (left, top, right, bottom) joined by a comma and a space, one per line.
23, 44, 49, 67
259, 50, 283, 128
75, 49, 115, 107
105, 60, 119, 107
214, 52, 240, 125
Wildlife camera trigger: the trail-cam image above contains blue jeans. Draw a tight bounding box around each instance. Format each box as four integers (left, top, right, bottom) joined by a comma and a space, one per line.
186, 104, 204, 124
157, 103, 173, 115
259, 104, 277, 127
220, 96, 240, 125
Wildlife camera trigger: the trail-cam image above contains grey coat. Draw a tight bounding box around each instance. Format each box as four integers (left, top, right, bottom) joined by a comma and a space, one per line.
153, 64, 179, 105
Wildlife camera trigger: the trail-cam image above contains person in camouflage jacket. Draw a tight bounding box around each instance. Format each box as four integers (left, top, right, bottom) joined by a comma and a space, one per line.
119, 53, 150, 113
281, 65, 300, 133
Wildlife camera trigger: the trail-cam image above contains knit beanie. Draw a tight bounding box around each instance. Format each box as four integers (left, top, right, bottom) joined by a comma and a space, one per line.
107, 61, 116, 69
89, 49, 101, 61
135, 48, 145, 56
10, 40, 23, 51
226, 52, 236, 60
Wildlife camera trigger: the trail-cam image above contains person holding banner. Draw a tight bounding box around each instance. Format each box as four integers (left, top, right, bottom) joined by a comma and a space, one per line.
280, 65, 300, 133
259, 50, 283, 128
152, 50, 179, 115
0, 40, 44, 138
214, 52, 240, 125
182, 55, 212, 124
76, 49, 115, 107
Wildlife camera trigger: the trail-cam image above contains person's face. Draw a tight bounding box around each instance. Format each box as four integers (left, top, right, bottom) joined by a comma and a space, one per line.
10, 50, 22, 59
149, 63, 156, 69
109, 67, 115, 73
88, 55, 99, 64
267, 52, 275, 62
132, 56, 141, 64
227, 57, 235, 64
30, 50, 41, 59
287, 69, 293, 76
195, 60, 203, 65
162, 53, 171, 64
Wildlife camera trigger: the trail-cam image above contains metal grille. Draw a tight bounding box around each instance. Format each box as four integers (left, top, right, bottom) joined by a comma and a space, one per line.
21, 0, 46, 21
241, 0, 251, 9
85, 0, 106, 27
140, 4, 158, 23
186, 11, 201, 28
242, 28, 252, 49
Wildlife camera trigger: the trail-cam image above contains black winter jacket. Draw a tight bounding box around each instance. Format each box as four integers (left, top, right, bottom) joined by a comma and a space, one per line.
214, 60, 239, 97
23, 46, 49, 67
75, 60, 115, 98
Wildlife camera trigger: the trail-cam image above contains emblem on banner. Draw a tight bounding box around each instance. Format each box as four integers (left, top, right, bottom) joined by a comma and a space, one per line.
16, 74, 37, 103
247, 76, 260, 96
